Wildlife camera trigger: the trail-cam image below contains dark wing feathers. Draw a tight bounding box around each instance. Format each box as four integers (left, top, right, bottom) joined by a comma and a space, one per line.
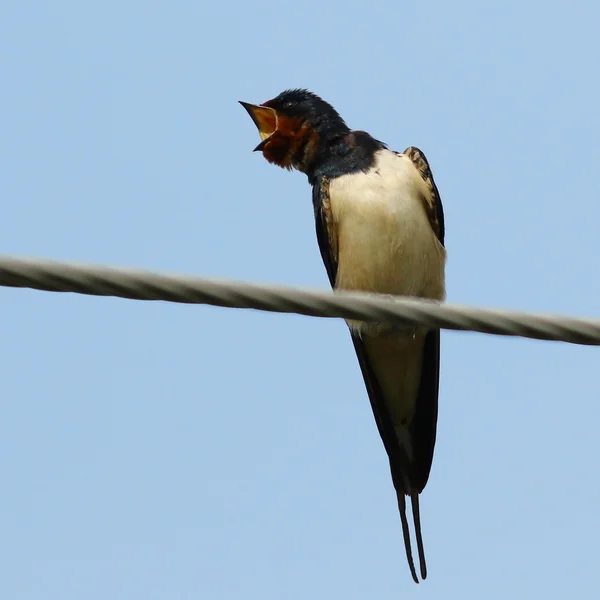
402, 146, 445, 246
410, 330, 440, 493
312, 178, 337, 286
402, 146, 445, 493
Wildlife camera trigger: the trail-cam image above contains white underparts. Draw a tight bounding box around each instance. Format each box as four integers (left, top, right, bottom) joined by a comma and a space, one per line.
328, 148, 446, 432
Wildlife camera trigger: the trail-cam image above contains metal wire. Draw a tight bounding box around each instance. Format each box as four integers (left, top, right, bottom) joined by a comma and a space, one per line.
1, 254, 599, 346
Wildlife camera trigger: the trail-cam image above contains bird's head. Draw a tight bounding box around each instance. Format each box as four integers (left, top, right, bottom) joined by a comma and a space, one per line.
239, 89, 349, 173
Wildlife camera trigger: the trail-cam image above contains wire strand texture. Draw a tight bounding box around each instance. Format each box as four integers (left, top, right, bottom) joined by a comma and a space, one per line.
1, 255, 599, 346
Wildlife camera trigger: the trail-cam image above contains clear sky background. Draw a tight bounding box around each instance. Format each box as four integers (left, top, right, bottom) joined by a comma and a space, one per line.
1, 1, 599, 598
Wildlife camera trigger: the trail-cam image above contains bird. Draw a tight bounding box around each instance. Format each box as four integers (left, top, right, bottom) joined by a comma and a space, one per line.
239, 89, 446, 583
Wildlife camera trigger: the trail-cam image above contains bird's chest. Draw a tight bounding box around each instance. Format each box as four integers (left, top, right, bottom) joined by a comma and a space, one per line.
328, 167, 444, 300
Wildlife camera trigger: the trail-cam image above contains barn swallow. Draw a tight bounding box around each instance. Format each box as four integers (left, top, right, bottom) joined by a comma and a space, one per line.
240, 89, 446, 583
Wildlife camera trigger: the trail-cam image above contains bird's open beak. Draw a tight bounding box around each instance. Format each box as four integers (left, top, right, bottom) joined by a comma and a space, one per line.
239, 101, 278, 151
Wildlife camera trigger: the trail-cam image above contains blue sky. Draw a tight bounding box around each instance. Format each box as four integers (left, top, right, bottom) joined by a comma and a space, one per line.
1, 1, 599, 598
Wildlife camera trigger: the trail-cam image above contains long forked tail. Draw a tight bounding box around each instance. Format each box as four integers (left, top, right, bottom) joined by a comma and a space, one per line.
396, 491, 428, 583
411, 491, 427, 580
397, 492, 419, 584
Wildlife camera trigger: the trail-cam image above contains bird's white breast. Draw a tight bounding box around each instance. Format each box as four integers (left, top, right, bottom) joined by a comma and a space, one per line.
329, 148, 446, 304
328, 148, 446, 429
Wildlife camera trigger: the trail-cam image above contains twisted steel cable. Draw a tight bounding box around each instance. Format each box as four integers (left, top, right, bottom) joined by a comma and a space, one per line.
1, 255, 600, 346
